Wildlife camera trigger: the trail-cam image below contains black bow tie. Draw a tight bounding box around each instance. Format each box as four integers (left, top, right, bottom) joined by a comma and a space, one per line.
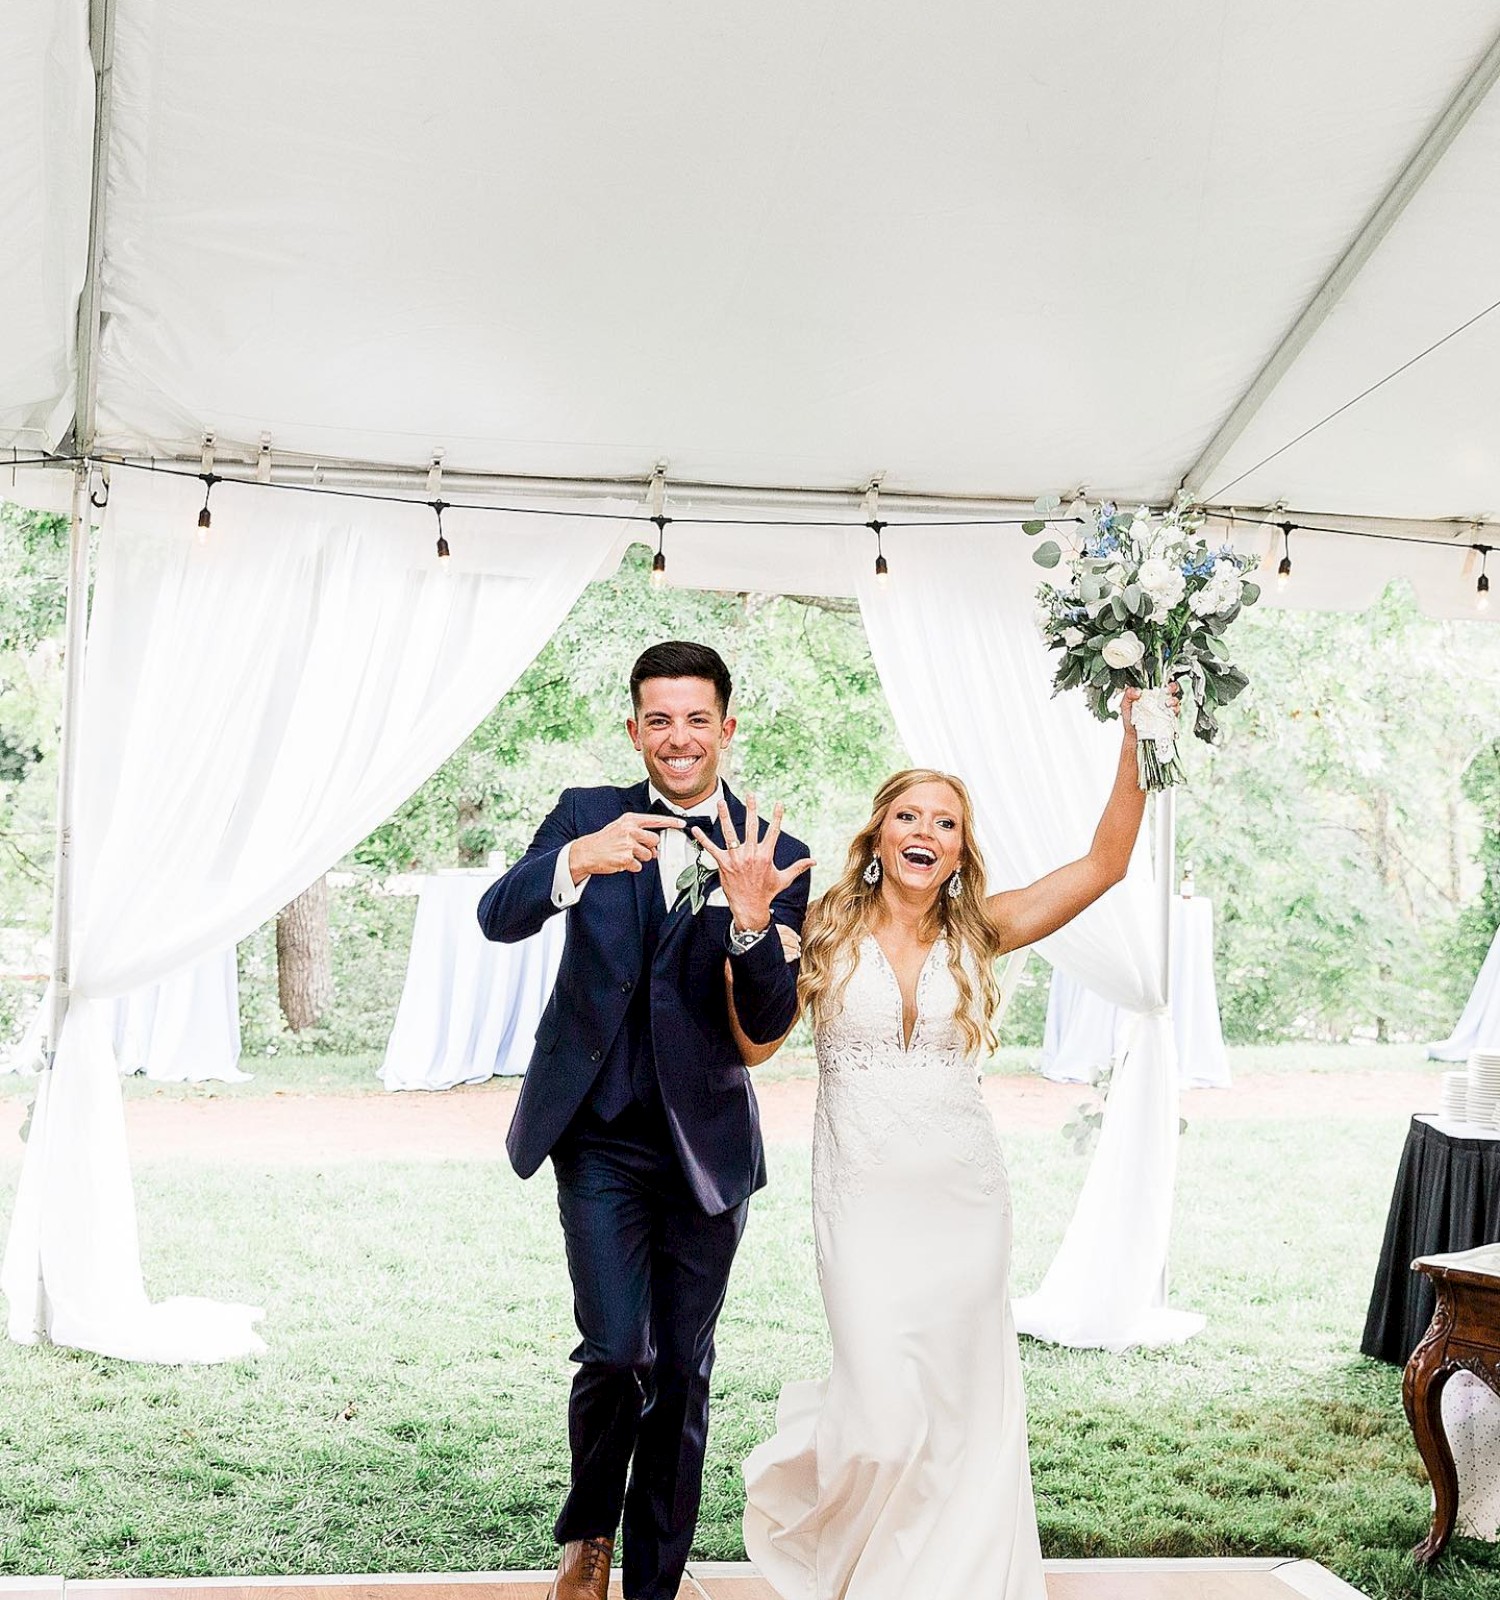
648, 795, 718, 825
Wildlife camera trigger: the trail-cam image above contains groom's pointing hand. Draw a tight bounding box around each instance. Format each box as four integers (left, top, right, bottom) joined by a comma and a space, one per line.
691, 796, 814, 933
573, 813, 684, 879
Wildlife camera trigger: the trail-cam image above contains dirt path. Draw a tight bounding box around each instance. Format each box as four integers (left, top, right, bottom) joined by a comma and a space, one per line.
0, 1068, 1444, 1165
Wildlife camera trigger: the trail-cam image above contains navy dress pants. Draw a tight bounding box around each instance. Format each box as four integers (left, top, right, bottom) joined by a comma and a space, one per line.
551, 1101, 748, 1600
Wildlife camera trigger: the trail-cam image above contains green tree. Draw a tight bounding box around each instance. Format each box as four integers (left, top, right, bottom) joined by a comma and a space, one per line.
1177, 583, 1500, 1042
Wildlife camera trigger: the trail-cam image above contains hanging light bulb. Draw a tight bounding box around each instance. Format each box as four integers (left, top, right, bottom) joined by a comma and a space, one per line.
869, 520, 889, 587
650, 513, 668, 589
861, 479, 890, 587
1276, 522, 1292, 591
645, 464, 670, 590
431, 499, 450, 564
196, 473, 219, 543
1478, 546, 1491, 613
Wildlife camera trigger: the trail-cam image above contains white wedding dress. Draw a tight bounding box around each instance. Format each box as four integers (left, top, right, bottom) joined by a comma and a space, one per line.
743, 934, 1046, 1599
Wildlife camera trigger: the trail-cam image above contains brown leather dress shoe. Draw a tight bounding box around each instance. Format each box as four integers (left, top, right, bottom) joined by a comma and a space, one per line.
547, 1535, 613, 1600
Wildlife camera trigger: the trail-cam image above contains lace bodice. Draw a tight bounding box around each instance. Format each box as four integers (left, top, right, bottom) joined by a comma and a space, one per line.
815, 934, 973, 1067
811, 935, 1005, 1226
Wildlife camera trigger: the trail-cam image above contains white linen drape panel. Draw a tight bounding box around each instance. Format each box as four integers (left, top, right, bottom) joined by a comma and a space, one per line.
852, 524, 1204, 1350
2, 474, 624, 1362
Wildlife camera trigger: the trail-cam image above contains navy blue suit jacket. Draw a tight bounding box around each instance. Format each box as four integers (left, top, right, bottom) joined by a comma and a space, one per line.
477, 779, 810, 1214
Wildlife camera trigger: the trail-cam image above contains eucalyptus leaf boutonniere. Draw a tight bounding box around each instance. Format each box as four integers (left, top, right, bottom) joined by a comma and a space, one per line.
675, 841, 717, 914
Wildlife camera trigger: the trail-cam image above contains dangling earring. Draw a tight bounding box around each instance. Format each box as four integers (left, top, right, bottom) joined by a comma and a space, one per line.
863, 857, 882, 886
947, 869, 963, 899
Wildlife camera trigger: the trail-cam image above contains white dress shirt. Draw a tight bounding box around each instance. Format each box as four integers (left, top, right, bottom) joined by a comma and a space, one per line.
550, 783, 724, 911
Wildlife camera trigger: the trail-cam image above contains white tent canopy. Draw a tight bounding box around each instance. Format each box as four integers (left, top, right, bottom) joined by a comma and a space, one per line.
7, 0, 1500, 611
6, 0, 1500, 1366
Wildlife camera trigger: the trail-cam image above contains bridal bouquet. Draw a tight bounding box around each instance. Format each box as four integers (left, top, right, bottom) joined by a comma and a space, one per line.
1029, 497, 1259, 789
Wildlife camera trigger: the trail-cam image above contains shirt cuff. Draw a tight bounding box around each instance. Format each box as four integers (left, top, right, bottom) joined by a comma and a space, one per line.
551, 843, 587, 909
727, 921, 770, 954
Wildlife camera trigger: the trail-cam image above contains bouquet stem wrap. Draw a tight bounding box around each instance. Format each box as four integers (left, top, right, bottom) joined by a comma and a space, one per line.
1130, 682, 1184, 789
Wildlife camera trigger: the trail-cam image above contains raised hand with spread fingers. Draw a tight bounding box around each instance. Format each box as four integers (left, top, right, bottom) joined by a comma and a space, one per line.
691, 793, 816, 936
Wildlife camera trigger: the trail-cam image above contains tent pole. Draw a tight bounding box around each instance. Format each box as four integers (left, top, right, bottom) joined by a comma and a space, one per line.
47, 465, 91, 1058
1154, 788, 1176, 1011
28, 0, 116, 1342
31, 462, 90, 1340
1179, 20, 1500, 500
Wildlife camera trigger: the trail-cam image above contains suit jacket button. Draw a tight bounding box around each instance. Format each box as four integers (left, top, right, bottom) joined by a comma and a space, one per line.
620, 980, 632, 993
590, 1049, 601, 1061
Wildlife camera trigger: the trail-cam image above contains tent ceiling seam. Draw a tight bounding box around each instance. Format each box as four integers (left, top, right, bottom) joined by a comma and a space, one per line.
1178, 19, 1500, 502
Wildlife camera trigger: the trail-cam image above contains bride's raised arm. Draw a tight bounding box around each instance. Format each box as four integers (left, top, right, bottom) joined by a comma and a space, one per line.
983, 687, 1168, 955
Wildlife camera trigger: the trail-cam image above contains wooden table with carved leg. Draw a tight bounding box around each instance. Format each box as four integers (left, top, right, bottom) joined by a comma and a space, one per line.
1404, 1243, 1500, 1563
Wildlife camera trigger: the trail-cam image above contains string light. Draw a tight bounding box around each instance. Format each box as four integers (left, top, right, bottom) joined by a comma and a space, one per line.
1276, 521, 1292, 591
195, 434, 217, 544
431, 499, 450, 564
647, 463, 670, 589
1478, 545, 1491, 613
650, 514, 669, 588
426, 454, 449, 564
863, 479, 889, 586
196, 472, 219, 543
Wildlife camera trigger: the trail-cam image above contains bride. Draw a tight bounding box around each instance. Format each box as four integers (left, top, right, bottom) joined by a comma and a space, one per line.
733, 689, 1162, 1600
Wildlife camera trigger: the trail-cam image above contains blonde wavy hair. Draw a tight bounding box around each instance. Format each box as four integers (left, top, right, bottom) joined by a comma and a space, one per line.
798, 769, 1007, 1057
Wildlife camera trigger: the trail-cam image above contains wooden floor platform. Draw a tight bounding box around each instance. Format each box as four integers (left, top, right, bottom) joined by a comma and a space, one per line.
0, 1559, 1370, 1600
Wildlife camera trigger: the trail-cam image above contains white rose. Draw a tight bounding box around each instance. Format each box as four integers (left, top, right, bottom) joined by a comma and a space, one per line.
1137, 558, 1186, 612
1062, 626, 1085, 647
1101, 631, 1145, 669
1189, 562, 1243, 617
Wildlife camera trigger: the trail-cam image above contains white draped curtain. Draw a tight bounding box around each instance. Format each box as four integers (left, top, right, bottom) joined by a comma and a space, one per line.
2, 473, 625, 1362
853, 524, 1204, 1351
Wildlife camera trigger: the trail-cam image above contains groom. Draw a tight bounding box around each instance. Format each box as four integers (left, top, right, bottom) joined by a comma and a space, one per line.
478, 640, 813, 1600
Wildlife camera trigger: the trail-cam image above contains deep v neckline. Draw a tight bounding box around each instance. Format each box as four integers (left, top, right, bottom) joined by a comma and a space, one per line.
866, 933, 942, 1052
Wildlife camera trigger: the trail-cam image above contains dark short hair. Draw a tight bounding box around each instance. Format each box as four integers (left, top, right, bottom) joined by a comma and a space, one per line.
630, 641, 733, 716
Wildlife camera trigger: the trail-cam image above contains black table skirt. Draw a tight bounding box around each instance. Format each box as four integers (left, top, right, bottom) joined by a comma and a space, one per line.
1362, 1115, 1500, 1364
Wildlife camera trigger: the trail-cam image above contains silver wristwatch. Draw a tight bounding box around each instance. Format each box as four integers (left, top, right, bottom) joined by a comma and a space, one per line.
727, 922, 770, 954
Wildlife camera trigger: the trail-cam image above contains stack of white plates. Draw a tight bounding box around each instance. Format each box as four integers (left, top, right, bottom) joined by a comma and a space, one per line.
1468, 1049, 1500, 1126
1441, 1070, 1471, 1121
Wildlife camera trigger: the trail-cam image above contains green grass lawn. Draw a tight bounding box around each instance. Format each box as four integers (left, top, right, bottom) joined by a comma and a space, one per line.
0, 1054, 1494, 1597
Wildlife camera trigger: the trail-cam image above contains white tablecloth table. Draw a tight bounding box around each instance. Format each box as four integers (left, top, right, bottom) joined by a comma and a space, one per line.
380, 869, 565, 1091
1429, 924, 1500, 1062
113, 948, 248, 1081
1040, 895, 1230, 1089
2, 948, 246, 1082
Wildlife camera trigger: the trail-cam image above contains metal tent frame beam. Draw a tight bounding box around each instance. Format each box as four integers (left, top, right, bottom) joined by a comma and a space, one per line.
32, 0, 117, 1338
1180, 21, 1500, 503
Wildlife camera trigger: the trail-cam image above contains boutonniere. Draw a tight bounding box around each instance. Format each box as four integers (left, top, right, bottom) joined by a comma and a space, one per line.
675, 841, 717, 914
